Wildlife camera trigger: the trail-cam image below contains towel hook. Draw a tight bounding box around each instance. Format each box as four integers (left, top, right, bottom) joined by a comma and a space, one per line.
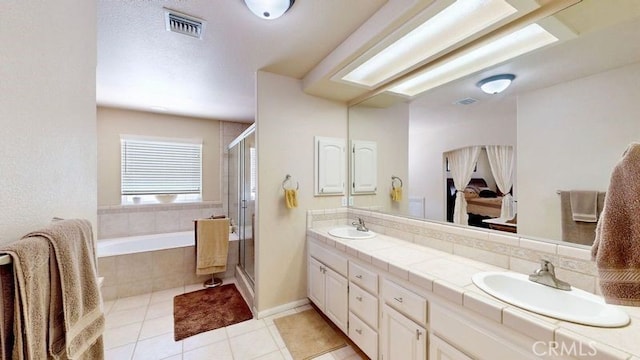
391, 176, 403, 190
282, 174, 299, 190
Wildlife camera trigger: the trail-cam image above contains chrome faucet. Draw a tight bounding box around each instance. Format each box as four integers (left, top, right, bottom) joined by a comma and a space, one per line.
352, 217, 369, 232
529, 260, 571, 291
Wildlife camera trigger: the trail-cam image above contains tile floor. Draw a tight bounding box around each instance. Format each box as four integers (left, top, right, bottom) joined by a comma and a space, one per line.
103, 280, 366, 360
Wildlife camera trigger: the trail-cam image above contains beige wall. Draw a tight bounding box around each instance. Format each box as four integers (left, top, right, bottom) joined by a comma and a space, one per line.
97, 107, 222, 206
256, 71, 347, 313
518, 61, 640, 240
0, 0, 97, 243
349, 102, 410, 214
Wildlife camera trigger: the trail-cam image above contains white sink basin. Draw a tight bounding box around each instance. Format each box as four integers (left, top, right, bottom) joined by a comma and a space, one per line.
472, 272, 629, 327
328, 227, 376, 240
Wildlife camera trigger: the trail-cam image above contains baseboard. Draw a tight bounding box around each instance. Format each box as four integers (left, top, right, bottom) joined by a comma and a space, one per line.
256, 298, 310, 319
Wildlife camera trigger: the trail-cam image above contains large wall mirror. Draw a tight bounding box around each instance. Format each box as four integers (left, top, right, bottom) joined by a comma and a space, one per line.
348, 1, 640, 249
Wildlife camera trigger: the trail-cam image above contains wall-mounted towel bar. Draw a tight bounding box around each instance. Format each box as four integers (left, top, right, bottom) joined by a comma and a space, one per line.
0, 254, 11, 265
282, 174, 299, 190
391, 176, 403, 189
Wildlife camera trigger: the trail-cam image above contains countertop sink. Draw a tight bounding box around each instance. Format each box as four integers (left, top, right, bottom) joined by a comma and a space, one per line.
472, 272, 630, 327
328, 227, 376, 240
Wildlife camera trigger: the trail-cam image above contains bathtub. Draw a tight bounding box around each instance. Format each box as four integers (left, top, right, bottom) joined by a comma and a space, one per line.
97, 231, 195, 258
97, 230, 240, 258
98, 231, 240, 300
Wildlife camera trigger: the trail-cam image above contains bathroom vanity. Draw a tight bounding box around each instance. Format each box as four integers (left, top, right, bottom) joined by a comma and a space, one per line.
306, 217, 640, 360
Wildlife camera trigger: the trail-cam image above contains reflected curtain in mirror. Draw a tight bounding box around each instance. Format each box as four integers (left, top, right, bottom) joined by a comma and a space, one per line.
486, 145, 515, 219
447, 146, 481, 224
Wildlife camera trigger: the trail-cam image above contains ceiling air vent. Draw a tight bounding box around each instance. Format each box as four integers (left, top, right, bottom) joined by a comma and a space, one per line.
453, 97, 478, 106
164, 9, 206, 39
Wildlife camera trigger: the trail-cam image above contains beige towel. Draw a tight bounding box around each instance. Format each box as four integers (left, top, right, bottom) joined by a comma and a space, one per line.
560, 191, 605, 245
569, 190, 599, 222
23, 219, 105, 359
592, 143, 640, 306
0, 237, 52, 360
196, 218, 230, 275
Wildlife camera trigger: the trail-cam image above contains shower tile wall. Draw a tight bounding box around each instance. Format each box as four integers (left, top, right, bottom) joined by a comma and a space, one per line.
98, 202, 223, 239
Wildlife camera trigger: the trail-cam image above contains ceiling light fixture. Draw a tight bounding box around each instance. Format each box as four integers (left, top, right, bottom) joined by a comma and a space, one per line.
388, 23, 558, 96
340, 0, 519, 88
477, 74, 515, 94
244, 0, 295, 20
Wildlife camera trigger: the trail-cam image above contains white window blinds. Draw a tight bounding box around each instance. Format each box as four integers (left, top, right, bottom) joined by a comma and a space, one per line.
121, 136, 202, 195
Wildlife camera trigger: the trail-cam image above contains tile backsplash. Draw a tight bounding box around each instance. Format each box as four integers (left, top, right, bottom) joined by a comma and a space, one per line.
307, 207, 598, 295
98, 201, 223, 239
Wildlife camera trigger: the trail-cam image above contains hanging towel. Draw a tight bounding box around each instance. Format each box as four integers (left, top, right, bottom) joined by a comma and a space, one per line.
285, 189, 298, 209
196, 218, 230, 275
391, 187, 402, 202
0, 237, 51, 360
592, 143, 640, 306
569, 190, 599, 222
23, 219, 105, 359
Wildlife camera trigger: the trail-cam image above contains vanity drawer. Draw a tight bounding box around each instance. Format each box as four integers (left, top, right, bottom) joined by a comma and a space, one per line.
381, 279, 427, 326
349, 312, 378, 360
309, 241, 347, 277
349, 283, 378, 328
349, 261, 378, 294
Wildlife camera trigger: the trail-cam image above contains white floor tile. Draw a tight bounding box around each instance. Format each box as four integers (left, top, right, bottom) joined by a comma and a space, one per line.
145, 299, 174, 320
102, 300, 116, 315
104, 343, 135, 360
182, 327, 228, 352
184, 283, 205, 293
150, 286, 185, 304
183, 339, 233, 360
139, 314, 175, 340
160, 355, 182, 360
255, 350, 286, 360
106, 306, 147, 329
103, 322, 142, 350
262, 309, 296, 326
132, 333, 182, 360
330, 346, 357, 360
229, 327, 279, 360
311, 354, 335, 360
281, 348, 294, 360
112, 294, 152, 312
225, 318, 265, 338
267, 325, 286, 349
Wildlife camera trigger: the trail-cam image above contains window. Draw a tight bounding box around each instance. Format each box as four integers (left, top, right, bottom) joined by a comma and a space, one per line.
121, 135, 202, 203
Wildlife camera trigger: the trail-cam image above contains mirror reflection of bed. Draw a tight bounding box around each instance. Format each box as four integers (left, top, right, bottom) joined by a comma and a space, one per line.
446, 178, 516, 233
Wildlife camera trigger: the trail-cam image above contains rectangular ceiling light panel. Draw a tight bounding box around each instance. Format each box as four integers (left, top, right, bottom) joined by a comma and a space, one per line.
388, 23, 559, 96
341, 0, 519, 88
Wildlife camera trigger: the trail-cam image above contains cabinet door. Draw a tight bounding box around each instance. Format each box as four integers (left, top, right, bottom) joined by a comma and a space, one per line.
351, 140, 377, 194
308, 257, 325, 310
381, 304, 426, 360
430, 334, 473, 360
315, 137, 345, 195
324, 267, 348, 333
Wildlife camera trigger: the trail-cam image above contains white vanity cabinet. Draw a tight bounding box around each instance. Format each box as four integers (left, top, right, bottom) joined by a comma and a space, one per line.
348, 261, 379, 359
429, 334, 473, 360
307, 241, 348, 333
380, 279, 428, 360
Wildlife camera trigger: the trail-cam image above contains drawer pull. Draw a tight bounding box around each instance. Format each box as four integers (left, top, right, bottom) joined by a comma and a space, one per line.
416, 329, 422, 340
393, 297, 403, 303
355, 328, 362, 335
355, 274, 363, 279
355, 296, 362, 302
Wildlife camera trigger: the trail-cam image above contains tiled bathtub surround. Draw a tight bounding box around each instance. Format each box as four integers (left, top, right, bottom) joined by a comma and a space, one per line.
307, 207, 598, 294
99, 241, 238, 300
98, 201, 223, 239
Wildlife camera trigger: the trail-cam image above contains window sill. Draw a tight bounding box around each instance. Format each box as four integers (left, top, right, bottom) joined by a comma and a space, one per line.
98, 200, 222, 213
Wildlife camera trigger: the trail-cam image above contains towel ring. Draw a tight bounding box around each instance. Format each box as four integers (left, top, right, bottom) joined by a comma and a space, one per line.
282, 174, 299, 190
391, 176, 403, 190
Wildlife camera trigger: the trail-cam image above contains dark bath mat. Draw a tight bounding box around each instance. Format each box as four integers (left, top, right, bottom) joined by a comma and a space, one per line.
173, 283, 253, 341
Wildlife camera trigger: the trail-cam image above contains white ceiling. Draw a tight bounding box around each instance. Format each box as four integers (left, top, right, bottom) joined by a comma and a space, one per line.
97, 0, 640, 123
96, 0, 386, 122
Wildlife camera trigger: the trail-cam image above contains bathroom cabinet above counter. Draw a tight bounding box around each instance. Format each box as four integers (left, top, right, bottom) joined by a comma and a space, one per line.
307, 227, 640, 360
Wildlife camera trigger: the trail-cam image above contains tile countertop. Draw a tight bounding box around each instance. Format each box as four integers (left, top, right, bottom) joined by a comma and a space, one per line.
307, 227, 640, 360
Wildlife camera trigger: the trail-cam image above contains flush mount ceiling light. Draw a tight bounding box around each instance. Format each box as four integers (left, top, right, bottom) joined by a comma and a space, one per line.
244, 0, 295, 20
477, 74, 515, 94
389, 23, 558, 96
340, 0, 521, 88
